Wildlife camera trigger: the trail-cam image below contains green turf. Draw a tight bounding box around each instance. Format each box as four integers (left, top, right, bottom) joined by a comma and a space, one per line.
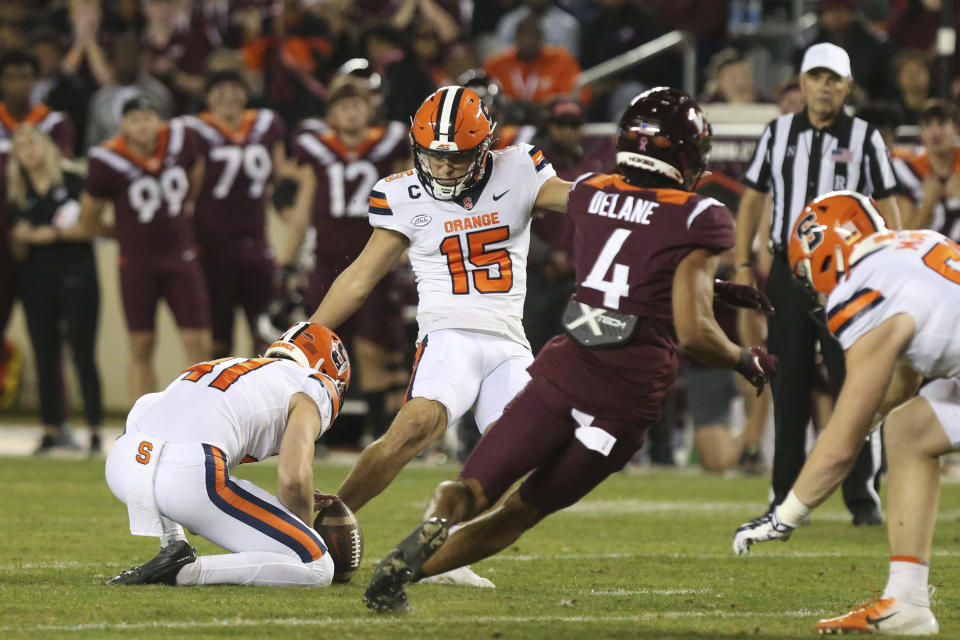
1, 457, 957, 639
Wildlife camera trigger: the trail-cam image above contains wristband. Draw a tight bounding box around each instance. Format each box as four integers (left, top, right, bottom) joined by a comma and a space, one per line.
776, 490, 812, 528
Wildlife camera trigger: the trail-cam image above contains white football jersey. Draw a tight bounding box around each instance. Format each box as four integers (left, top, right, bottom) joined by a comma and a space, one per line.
827, 229, 960, 379
125, 358, 335, 469
368, 143, 556, 346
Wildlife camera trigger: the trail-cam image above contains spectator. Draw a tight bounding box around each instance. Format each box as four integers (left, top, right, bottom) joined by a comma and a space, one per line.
496, 0, 580, 59
85, 32, 174, 149
887, 0, 960, 65
408, 22, 450, 87
360, 23, 435, 124
141, 0, 210, 109
774, 76, 805, 114
0, 2, 32, 55
857, 101, 918, 228
7, 126, 102, 454
391, 0, 461, 44
61, 0, 113, 89
701, 49, 772, 105
30, 28, 91, 158
484, 15, 584, 109
794, 0, 894, 102
904, 99, 960, 239
101, 0, 145, 38
0, 50, 75, 157
892, 49, 932, 126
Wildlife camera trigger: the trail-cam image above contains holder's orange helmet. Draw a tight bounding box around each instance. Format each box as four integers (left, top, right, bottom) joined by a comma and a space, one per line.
264, 322, 351, 402
410, 86, 495, 200
788, 190, 892, 303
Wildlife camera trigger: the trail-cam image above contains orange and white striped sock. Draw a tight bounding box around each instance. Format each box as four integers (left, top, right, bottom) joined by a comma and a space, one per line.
883, 555, 930, 607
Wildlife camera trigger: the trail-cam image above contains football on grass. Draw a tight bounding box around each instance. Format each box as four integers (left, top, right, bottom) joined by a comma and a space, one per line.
314, 500, 363, 583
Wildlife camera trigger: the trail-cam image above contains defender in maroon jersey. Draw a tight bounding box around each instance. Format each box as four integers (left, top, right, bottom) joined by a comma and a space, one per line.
185, 71, 287, 358
363, 88, 779, 612
278, 76, 411, 439
65, 96, 211, 402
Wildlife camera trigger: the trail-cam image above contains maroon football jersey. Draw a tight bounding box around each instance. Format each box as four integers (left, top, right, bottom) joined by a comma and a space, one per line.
186, 109, 286, 244
85, 119, 200, 262
528, 172, 736, 421
0, 103, 75, 158
292, 120, 409, 280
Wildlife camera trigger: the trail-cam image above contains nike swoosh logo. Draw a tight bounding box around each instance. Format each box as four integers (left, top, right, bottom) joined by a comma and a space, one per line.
492, 190, 509, 201
865, 612, 898, 625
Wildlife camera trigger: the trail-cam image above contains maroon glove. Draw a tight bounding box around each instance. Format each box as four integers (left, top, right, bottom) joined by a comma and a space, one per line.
714, 279, 775, 315
736, 347, 778, 395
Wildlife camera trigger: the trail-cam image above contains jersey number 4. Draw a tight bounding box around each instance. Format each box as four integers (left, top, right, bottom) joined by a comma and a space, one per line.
440, 226, 513, 294
582, 229, 632, 309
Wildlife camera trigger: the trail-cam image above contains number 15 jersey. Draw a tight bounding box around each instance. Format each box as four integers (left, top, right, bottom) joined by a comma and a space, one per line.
368, 143, 556, 347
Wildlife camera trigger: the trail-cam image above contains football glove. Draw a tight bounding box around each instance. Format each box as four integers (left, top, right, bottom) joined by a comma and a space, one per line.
272, 177, 299, 210
735, 347, 778, 395
733, 509, 795, 555
713, 279, 775, 315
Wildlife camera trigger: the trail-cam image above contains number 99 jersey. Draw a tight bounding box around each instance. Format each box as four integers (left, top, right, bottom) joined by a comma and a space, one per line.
368, 143, 556, 347
826, 229, 960, 380
85, 118, 200, 261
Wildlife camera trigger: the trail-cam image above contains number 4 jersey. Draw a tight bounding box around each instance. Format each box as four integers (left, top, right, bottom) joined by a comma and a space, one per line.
368, 143, 556, 347
827, 229, 960, 380
85, 118, 200, 262
528, 173, 735, 421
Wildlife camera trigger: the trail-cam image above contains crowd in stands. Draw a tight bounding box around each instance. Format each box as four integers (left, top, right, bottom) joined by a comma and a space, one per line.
1, 0, 959, 464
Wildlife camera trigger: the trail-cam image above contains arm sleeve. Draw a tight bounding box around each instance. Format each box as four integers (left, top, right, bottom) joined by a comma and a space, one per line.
686, 198, 737, 253
741, 122, 773, 193
864, 127, 899, 200
83, 154, 115, 200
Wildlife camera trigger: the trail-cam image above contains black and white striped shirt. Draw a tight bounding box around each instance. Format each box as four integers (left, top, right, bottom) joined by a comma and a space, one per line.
743, 109, 898, 250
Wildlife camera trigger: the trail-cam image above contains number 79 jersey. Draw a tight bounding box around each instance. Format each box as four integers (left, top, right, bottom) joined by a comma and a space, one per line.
826, 230, 960, 380
85, 118, 200, 261
368, 143, 556, 346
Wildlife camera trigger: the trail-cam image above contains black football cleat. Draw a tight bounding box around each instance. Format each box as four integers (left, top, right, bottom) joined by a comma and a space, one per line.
363, 517, 448, 613
107, 540, 197, 585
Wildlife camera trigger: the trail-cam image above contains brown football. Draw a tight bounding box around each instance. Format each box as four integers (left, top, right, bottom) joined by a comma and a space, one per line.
313, 500, 363, 583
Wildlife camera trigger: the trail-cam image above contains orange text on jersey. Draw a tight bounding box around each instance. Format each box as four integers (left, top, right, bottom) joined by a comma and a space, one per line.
443, 211, 501, 233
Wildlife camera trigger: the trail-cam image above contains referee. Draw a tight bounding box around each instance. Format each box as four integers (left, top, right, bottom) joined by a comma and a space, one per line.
734, 43, 902, 525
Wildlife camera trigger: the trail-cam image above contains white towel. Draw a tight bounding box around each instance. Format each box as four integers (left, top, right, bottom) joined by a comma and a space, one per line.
126, 437, 167, 537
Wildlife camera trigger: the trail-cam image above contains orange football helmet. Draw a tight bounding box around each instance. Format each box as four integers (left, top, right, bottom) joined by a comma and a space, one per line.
410, 85, 495, 200
264, 322, 351, 401
788, 190, 892, 302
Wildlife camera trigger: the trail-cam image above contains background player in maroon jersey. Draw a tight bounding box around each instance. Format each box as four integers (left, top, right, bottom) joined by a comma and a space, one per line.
0, 50, 75, 158
187, 70, 287, 358
279, 76, 411, 443
64, 96, 211, 402
363, 87, 778, 612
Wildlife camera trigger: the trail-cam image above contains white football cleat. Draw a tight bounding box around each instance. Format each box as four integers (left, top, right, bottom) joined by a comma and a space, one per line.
419, 566, 495, 588
816, 597, 938, 635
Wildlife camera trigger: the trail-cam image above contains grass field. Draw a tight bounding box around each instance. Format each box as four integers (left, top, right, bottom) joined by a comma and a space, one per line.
2, 457, 958, 639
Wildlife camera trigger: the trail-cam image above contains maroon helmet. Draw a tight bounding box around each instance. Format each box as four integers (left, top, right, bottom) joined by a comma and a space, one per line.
616, 87, 712, 189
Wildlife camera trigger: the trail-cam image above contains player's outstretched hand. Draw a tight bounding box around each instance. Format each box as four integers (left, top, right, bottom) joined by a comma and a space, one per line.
713, 279, 775, 315
735, 347, 778, 395
314, 490, 340, 511
733, 509, 795, 555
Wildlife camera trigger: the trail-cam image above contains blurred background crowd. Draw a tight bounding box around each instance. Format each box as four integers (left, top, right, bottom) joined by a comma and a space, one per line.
0, 0, 958, 471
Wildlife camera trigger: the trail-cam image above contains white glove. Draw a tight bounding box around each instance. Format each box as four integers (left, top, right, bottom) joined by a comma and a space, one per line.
733, 509, 795, 555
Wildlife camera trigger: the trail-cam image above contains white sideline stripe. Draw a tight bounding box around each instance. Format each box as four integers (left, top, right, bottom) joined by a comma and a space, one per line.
0, 610, 830, 633
8, 548, 960, 573
590, 588, 711, 596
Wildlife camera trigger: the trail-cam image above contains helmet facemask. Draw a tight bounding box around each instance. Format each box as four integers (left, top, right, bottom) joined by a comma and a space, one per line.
411, 131, 493, 201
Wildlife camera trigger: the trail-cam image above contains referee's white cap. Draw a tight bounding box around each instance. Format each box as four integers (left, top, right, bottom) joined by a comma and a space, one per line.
800, 43, 852, 79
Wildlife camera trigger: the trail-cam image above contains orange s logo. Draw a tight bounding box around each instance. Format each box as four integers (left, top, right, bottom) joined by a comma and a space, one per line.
136, 441, 153, 465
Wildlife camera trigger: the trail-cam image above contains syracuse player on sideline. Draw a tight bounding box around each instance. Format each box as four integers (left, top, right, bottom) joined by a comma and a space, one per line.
184, 70, 287, 358
104, 322, 349, 588
361, 87, 778, 612
730, 191, 960, 635
62, 95, 211, 401
308, 85, 573, 514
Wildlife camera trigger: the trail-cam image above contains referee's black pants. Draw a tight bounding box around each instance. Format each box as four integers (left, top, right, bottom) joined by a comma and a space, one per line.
19, 249, 102, 428
766, 256, 880, 516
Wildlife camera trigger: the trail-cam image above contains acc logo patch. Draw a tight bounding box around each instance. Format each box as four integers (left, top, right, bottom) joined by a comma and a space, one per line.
411, 214, 432, 227
795, 211, 825, 251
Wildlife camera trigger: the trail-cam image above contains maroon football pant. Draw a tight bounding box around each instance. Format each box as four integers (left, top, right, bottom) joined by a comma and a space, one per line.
461, 376, 652, 516
119, 255, 211, 332
198, 246, 275, 347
